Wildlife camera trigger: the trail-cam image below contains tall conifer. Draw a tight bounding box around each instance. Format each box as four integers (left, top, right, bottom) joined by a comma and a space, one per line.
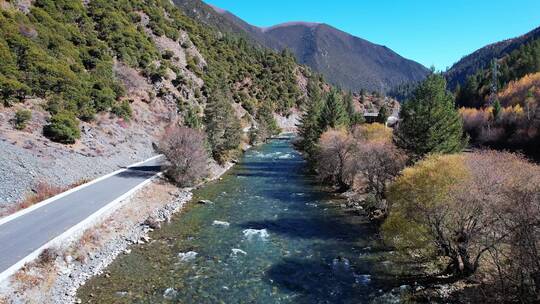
394, 74, 467, 159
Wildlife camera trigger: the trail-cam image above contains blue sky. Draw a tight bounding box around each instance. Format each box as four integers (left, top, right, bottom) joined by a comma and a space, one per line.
205, 0, 540, 70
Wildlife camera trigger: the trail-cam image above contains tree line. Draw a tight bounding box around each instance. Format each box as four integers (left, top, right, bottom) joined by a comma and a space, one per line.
0, 0, 303, 147
296, 72, 540, 302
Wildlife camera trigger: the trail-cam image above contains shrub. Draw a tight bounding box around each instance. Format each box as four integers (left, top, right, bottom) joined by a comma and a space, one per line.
43, 112, 80, 144
186, 54, 202, 76
158, 125, 209, 187
14, 109, 32, 130
162, 50, 175, 60
0, 75, 30, 106
463, 152, 540, 301
111, 100, 132, 120
460, 104, 537, 151
37, 248, 59, 266
351, 141, 407, 208
351, 123, 392, 143
315, 128, 353, 190
183, 106, 202, 129
383, 154, 473, 274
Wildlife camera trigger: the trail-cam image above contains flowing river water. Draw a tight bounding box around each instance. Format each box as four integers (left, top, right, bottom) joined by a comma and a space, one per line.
78, 136, 411, 303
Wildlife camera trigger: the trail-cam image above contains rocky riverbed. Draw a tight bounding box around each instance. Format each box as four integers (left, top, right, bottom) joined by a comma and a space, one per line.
50, 190, 192, 304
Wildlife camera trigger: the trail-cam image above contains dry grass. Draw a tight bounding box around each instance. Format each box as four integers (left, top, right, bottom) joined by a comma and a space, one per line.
1, 179, 90, 217
10, 248, 60, 294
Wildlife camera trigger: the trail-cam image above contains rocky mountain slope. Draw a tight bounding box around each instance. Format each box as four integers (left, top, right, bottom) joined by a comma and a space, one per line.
174, 0, 430, 93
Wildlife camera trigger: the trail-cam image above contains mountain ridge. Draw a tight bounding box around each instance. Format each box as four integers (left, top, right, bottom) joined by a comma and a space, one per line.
175, 0, 429, 93
446, 25, 540, 90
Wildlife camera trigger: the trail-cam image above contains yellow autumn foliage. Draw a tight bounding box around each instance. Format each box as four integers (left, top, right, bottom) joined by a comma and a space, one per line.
498, 72, 540, 107
351, 123, 392, 143
383, 154, 469, 251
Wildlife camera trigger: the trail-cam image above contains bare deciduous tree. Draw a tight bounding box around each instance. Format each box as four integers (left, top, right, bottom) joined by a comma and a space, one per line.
385, 150, 540, 288
352, 141, 407, 213
315, 128, 353, 191
158, 125, 209, 187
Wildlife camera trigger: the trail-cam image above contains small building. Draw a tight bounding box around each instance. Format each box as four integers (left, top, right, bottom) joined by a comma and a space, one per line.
363, 112, 379, 123
362, 112, 399, 127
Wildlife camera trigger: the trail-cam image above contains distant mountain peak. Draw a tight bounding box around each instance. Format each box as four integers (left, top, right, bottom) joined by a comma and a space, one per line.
261, 22, 322, 32
177, 0, 429, 92
207, 4, 226, 14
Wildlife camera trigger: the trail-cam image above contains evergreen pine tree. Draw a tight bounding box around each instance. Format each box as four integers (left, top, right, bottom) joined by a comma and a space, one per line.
344, 91, 355, 118
297, 80, 324, 158
253, 103, 280, 143
492, 99, 502, 121
204, 87, 241, 162
319, 89, 349, 131
343, 91, 364, 126
394, 74, 467, 160
376, 105, 389, 124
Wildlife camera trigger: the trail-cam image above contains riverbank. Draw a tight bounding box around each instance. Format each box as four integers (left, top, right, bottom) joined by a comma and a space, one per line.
74, 136, 411, 303
0, 161, 234, 304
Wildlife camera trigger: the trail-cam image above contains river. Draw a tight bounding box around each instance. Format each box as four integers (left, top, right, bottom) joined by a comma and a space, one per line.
78, 135, 410, 303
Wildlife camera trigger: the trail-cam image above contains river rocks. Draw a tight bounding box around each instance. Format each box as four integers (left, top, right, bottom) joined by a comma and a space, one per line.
64, 255, 74, 265
231, 248, 247, 256
163, 288, 178, 300
242, 228, 269, 241
46, 191, 193, 304
212, 220, 230, 227
369, 209, 386, 221
332, 257, 351, 271
178, 251, 198, 262
354, 274, 372, 285
143, 217, 161, 229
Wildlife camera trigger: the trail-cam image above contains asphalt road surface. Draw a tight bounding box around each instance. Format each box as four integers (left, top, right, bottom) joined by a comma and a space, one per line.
0, 156, 162, 275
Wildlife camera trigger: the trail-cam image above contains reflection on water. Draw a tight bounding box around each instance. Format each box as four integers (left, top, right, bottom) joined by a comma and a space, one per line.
78, 136, 411, 303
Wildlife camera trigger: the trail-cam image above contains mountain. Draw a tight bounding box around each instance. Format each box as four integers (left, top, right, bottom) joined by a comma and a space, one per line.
171, 0, 273, 47
446, 25, 540, 90
261, 22, 430, 93
173, 0, 430, 93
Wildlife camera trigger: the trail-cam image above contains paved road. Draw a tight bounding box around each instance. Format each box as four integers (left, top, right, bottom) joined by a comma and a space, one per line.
0, 156, 163, 275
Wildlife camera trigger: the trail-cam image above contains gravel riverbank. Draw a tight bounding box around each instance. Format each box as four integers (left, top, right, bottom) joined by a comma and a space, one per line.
50, 190, 192, 304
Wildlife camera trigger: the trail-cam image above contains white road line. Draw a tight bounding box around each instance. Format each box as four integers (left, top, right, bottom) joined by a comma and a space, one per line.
0, 155, 163, 227
0, 168, 163, 283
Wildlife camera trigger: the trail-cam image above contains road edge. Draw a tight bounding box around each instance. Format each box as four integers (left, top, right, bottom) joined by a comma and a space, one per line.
0, 170, 162, 283
0, 155, 163, 227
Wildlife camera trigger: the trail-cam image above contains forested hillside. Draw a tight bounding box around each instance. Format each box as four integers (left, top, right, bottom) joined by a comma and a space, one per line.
174, 0, 429, 93
0, 0, 336, 205
0, 0, 307, 146
448, 27, 540, 156
446, 25, 540, 90
455, 37, 540, 108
